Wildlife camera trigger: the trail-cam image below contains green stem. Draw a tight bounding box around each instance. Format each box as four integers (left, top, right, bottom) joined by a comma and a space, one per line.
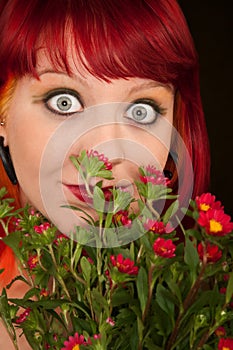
37, 249, 48, 272
136, 245, 144, 264
48, 245, 71, 300
165, 260, 207, 350
97, 248, 102, 294
142, 264, 155, 323
146, 200, 160, 220
0, 219, 9, 235
70, 268, 86, 286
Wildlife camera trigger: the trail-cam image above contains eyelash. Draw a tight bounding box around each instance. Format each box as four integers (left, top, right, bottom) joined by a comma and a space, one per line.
133, 98, 165, 115
124, 98, 166, 125
42, 88, 83, 116
39, 89, 166, 123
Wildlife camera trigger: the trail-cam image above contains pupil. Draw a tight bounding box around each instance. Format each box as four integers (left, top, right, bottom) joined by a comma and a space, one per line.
57, 96, 72, 111
133, 106, 147, 121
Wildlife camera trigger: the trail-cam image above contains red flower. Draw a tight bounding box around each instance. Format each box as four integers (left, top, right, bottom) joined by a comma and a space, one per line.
215, 326, 226, 337
110, 254, 139, 275
61, 332, 88, 350
28, 253, 39, 269
220, 287, 227, 294
40, 288, 49, 297
15, 308, 31, 324
218, 338, 233, 350
197, 242, 222, 263
113, 210, 132, 228
140, 165, 170, 186
87, 149, 112, 170
105, 269, 113, 288
153, 237, 176, 258
195, 193, 223, 212
144, 219, 173, 234
198, 209, 233, 236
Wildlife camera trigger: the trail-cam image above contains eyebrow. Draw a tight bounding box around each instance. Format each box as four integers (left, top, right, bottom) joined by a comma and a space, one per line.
36, 69, 173, 93
128, 81, 173, 94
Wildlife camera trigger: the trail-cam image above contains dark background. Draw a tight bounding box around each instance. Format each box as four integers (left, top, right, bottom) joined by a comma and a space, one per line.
179, 1, 233, 216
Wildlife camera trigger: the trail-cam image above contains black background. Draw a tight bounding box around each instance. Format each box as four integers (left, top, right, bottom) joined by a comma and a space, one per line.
179, 1, 233, 216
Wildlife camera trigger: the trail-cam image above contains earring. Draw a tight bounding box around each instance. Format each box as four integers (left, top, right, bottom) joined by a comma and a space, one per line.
163, 169, 173, 180
0, 136, 18, 184
0, 121, 5, 126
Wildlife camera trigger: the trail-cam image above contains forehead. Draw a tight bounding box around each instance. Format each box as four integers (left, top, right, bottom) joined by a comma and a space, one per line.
35, 49, 174, 94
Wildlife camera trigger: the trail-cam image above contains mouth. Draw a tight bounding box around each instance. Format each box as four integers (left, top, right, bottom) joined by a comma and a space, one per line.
65, 182, 133, 205
65, 184, 115, 204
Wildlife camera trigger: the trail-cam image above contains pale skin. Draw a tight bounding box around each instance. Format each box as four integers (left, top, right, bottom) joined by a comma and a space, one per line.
0, 54, 174, 348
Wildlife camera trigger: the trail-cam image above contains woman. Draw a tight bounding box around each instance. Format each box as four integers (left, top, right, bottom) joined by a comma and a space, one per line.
0, 0, 209, 347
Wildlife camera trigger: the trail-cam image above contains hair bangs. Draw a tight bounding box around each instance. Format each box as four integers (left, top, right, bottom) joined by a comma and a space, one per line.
0, 0, 197, 88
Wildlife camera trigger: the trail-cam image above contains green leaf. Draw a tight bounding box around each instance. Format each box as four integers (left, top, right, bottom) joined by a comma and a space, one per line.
0, 289, 18, 346
226, 272, 233, 304
163, 199, 179, 224
91, 288, 109, 315
136, 267, 148, 314
80, 256, 92, 286
184, 237, 199, 281
93, 186, 105, 213
156, 284, 175, 317
3, 231, 23, 261
131, 320, 140, 348
112, 289, 133, 307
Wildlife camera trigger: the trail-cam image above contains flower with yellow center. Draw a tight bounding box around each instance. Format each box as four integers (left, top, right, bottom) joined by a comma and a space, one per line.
199, 203, 210, 211
72, 346, 80, 350
209, 219, 223, 233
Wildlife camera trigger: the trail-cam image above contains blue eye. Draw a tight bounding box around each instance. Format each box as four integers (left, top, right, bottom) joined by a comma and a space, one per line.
45, 91, 83, 115
125, 101, 159, 124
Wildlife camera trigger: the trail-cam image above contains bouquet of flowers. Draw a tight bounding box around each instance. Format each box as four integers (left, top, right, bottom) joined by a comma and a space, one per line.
0, 150, 233, 350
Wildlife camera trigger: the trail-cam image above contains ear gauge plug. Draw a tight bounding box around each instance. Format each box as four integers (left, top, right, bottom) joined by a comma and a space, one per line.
0, 136, 18, 185
163, 169, 173, 180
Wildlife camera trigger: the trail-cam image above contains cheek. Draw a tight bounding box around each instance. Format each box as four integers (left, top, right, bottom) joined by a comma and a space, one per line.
6, 113, 54, 195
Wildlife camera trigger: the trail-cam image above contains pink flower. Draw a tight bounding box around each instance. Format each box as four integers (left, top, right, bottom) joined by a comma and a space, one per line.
93, 334, 101, 340
140, 165, 170, 186
197, 242, 222, 263
144, 219, 173, 234
153, 237, 176, 258
34, 222, 51, 234
15, 308, 31, 324
218, 338, 233, 350
82, 249, 94, 264
198, 209, 233, 236
195, 193, 223, 212
106, 317, 115, 326
87, 149, 112, 170
53, 233, 68, 245
110, 254, 139, 275
61, 332, 88, 350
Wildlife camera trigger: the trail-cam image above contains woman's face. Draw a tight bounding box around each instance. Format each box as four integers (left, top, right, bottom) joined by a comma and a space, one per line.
0, 54, 174, 232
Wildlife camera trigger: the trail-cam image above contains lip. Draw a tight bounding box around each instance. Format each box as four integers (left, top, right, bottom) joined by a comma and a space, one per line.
65, 184, 115, 204
65, 184, 93, 204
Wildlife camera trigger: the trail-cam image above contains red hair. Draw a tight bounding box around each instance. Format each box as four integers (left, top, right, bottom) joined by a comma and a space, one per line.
0, 0, 210, 284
